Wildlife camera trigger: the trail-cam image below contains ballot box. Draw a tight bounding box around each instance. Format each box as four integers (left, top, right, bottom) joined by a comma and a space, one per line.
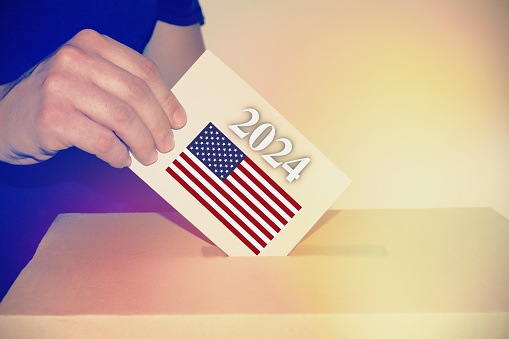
1, 208, 508, 338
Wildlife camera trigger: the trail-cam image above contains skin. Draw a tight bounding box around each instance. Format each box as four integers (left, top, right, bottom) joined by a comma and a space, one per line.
144, 21, 206, 90
0, 22, 205, 168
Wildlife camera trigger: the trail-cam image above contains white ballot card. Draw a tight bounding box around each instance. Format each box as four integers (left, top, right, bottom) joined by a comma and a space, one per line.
129, 51, 350, 256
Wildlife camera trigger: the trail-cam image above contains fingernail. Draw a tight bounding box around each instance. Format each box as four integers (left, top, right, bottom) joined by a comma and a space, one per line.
163, 133, 175, 152
149, 150, 158, 164
172, 107, 186, 129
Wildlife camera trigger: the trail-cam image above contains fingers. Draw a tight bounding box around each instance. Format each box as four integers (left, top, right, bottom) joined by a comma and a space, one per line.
66, 80, 161, 165
70, 29, 187, 129
71, 52, 175, 157
45, 108, 132, 168
19, 29, 187, 167
100, 34, 188, 129
46, 29, 188, 166
74, 123, 132, 169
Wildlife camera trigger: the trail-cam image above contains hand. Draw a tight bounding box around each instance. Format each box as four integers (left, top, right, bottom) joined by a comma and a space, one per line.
0, 29, 186, 168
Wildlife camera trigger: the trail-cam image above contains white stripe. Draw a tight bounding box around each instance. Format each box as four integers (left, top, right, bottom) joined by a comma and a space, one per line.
226, 174, 285, 230
181, 150, 271, 243
184, 150, 277, 237
242, 160, 299, 215
170, 161, 263, 252
235, 164, 292, 221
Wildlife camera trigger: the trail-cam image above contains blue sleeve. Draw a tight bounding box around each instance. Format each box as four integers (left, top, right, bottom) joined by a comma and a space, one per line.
157, 0, 205, 26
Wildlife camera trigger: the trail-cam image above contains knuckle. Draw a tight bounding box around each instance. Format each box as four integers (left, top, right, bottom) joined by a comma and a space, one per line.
94, 131, 116, 154
73, 29, 104, 45
40, 72, 66, 94
126, 79, 149, 103
52, 44, 83, 69
110, 104, 134, 126
138, 58, 159, 83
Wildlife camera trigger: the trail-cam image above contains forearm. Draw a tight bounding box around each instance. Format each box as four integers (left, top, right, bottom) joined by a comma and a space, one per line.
143, 21, 205, 88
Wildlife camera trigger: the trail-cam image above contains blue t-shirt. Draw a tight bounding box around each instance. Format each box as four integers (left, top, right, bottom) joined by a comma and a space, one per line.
0, 0, 204, 300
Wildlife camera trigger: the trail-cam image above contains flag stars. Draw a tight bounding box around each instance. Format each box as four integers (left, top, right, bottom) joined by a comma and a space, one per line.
187, 123, 245, 181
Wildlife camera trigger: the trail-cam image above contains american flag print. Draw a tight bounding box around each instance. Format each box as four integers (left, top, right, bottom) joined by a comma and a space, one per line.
166, 122, 302, 254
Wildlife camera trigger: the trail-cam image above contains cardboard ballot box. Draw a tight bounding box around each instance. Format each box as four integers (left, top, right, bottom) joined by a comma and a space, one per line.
1, 208, 508, 338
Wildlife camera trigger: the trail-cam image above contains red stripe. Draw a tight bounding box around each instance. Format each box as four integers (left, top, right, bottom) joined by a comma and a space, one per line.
229, 171, 288, 226
238, 162, 294, 219
181, 152, 273, 241
166, 166, 260, 255
244, 157, 302, 211
173, 158, 266, 248
224, 179, 281, 232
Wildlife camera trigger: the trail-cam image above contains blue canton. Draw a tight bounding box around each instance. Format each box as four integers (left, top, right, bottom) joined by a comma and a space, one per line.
187, 123, 245, 181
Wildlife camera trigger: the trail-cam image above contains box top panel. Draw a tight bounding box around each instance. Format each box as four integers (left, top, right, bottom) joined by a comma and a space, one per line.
1, 208, 508, 315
